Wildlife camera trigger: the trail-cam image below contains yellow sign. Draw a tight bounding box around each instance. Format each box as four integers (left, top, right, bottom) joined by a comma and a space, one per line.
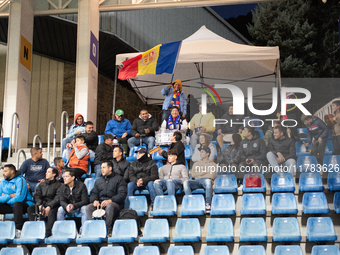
20, 35, 32, 71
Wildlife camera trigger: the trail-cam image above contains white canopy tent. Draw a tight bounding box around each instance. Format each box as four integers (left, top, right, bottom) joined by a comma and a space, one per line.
114, 25, 280, 111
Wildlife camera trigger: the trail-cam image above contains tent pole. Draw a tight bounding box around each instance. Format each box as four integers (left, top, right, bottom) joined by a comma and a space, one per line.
113, 65, 118, 115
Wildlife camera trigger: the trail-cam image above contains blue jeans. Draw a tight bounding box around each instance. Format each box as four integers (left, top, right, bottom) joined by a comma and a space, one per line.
125, 181, 156, 207
154, 178, 182, 196
57, 205, 88, 232
266, 152, 296, 173
27, 181, 39, 194
183, 178, 213, 204
94, 164, 102, 178
162, 110, 171, 123
127, 136, 155, 152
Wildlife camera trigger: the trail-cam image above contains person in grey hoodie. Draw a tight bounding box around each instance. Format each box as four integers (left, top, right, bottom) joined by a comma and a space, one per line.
154, 149, 188, 196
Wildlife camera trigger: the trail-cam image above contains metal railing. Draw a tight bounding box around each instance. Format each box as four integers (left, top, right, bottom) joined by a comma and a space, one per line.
33, 135, 43, 150
61, 111, 69, 152
48, 122, 56, 163
9, 113, 19, 157
16, 149, 26, 169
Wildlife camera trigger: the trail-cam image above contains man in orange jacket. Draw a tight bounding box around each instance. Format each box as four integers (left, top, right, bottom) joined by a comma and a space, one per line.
65, 135, 89, 179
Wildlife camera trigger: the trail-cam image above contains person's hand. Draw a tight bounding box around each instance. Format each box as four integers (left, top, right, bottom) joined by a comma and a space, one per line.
9, 193, 16, 198
66, 143, 72, 149
144, 128, 150, 134
93, 200, 100, 207
66, 204, 74, 213
135, 133, 140, 138
217, 129, 222, 134
182, 114, 186, 118
287, 128, 291, 134
246, 158, 254, 165
122, 132, 128, 138
101, 199, 112, 208
200, 127, 206, 133
277, 152, 285, 163
318, 137, 323, 143
137, 178, 143, 187
43, 206, 51, 217
167, 84, 172, 89
39, 179, 45, 183
75, 131, 82, 135
158, 150, 163, 155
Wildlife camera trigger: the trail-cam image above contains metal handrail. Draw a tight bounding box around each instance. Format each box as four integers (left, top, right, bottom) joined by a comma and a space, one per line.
47, 122, 56, 163
33, 135, 42, 150
9, 113, 19, 156
0, 124, 3, 163
61, 111, 69, 151
16, 149, 26, 169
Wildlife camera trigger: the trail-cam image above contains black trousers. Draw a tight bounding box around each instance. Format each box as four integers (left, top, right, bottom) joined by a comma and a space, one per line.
0, 202, 29, 230
333, 136, 340, 155
27, 205, 58, 232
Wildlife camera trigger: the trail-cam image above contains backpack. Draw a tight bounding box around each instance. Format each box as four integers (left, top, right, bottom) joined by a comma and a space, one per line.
118, 209, 142, 235
245, 173, 261, 188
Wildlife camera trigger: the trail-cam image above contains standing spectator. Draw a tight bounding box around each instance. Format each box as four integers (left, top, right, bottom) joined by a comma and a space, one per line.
161, 79, 187, 122
127, 109, 158, 152
0, 164, 34, 238
332, 100, 340, 155
53, 157, 65, 181
83, 121, 98, 158
105, 109, 132, 154
192, 134, 216, 162
160, 106, 188, 131
158, 131, 186, 165
19, 147, 50, 193
61, 114, 86, 153
112, 146, 130, 183
94, 134, 114, 177
217, 133, 242, 166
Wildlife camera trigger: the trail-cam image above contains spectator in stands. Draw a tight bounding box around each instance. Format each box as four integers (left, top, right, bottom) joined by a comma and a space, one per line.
189, 104, 215, 150
94, 134, 114, 178
19, 147, 50, 193
160, 106, 188, 131
217, 133, 242, 166
86, 161, 127, 236
183, 146, 217, 212
216, 105, 244, 149
112, 146, 130, 183
266, 125, 296, 172
125, 148, 158, 208
127, 109, 158, 152
53, 157, 65, 182
57, 169, 89, 234
161, 79, 187, 122
65, 135, 90, 179
105, 109, 132, 154
154, 149, 188, 196
83, 121, 98, 158
332, 100, 340, 155
158, 131, 185, 165
263, 120, 281, 146
27, 167, 61, 237
301, 114, 329, 162
186, 94, 199, 124
0, 164, 34, 238
192, 134, 216, 162
61, 114, 86, 152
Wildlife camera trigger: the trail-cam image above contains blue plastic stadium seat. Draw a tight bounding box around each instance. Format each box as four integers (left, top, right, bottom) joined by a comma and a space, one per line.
258, 130, 264, 139
167, 246, 194, 255
274, 246, 303, 255
298, 128, 309, 142
84, 178, 99, 196
156, 161, 164, 169
13, 221, 45, 244
32, 248, 57, 255
45, 220, 77, 244
302, 192, 330, 214
214, 174, 237, 193
151, 195, 177, 216
202, 246, 230, 255
272, 193, 298, 215
108, 219, 138, 243
311, 245, 340, 255
296, 142, 312, 157
76, 220, 107, 243
238, 246, 266, 255
324, 155, 340, 173
307, 217, 337, 241
212, 143, 217, 159
241, 193, 266, 215
210, 194, 236, 215
334, 192, 340, 213
133, 188, 150, 195
127, 146, 147, 162
152, 146, 168, 161
325, 140, 334, 155
99, 246, 125, 255
272, 218, 301, 242
140, 219, 169, 243
98, 135, 104, 144
134, 247, 160, 255
328, 172, 340, 191
184, 145, 192, 160
242, 174, 266, 193
271, 173, 295, 192
2, 137, 10, 150
239, 218, 267, 242
172, 218, 201, 242
0, 221, 15, 244
297, 155, 318, 172
179, 195, 205, 216
128, 196, 148, 216
65, 247, 91, 255
299, 172, 324, 191
206, 218, 233, 242
0, 248, 24, 255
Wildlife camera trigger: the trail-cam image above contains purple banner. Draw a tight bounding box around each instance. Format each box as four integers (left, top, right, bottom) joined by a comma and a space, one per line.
90, 31, 99, 68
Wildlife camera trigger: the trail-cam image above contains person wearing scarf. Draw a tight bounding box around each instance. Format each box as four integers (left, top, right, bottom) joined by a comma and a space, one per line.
161, 106, 188, 131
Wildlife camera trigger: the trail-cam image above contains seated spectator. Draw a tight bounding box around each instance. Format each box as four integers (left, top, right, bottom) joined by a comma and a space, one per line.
65, 135, 90, 179
94, 134, 114, 178
86, 162, 127, 236
183, 146, 217, 212
158, 131, 185, 165
19, 147, 50, 193
127, 109, 158, 152
83, 121, 98, 158
0, 164, 34, 238
27, 167, 61, 237
61, 114, 86, 153
161, 79, 187, 122
301, 114, 329, 162
112, 146, 130, 183
160, 106, 188, 131
331, 100, 340, 155
125, 148, 158, 208
53, 157, 65, 182
267, 125, 296, 173
154, 149, 188, 196
217, 133, 242, 166
192, 134, 216, 162
189, 104, 215, 150
263, 120, 281, 146
105, 109, 131, 154
57, 169, 89, 233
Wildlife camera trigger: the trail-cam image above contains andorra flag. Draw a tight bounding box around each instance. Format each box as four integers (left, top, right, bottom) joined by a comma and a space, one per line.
118, 41, 182, 80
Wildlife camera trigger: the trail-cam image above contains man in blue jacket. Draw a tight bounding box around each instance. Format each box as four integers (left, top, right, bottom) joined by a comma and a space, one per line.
0, 164, 34, 237
105, 109, 131, 154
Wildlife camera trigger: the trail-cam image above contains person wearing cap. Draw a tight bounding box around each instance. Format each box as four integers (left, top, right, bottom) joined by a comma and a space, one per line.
183, 145, 217, 212
94, 134, 114, 178
161, 79, 187, 123
125, 147, 158, 208
105, 109, 132, 154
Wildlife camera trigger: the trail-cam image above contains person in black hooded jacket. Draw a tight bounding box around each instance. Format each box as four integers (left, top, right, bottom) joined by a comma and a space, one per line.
125, 148, 158, 208
158, 131, 185, 165
112, 146, 130, 183
217, 133, 242, 167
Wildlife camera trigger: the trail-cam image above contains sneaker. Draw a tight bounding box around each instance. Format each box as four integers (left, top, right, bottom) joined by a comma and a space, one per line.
46, 230, 52, 238
205, 203, 211, 212
238, 184, 243, 191
15, 229, 21, 238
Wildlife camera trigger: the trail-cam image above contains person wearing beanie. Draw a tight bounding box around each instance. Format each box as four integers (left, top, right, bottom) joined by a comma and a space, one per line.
94, 134, 114, 177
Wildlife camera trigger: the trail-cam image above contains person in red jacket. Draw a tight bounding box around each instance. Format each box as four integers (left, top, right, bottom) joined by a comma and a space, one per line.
65, 135, 89, 179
